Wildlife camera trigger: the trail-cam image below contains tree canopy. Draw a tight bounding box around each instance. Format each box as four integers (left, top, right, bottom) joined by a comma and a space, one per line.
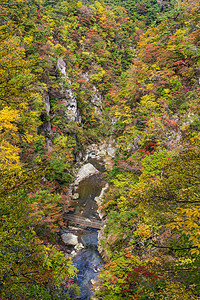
1, 0, 200, 298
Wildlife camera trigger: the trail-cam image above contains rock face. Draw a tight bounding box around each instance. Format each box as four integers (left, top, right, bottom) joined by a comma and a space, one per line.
85, 140, 115, 161
84, 137, 116, 171
57, 57, 67, 76
61, 233, 78, 246
57, 57, 79, 122
57, 58, 104, 123
98, 226, 109, 260
40, 92, 53, 150
64, 88, 79, 122
132, 137, 139, 151
95, 183, 109, 219
75, 163, 99, 184
91, 86, 102, 116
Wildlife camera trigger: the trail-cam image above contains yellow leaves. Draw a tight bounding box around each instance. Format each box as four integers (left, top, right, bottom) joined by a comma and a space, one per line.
0, 106, 20, 135
23, 35, 33, 46
0, 141, 20, 163
163, 88, 170, 95
190, 248, 199, 255
137, 224, 151, 238
169, 207, 200, 254
77, 1, 82, 8
178, 257, 194, 266
190, 131, 200, 144
90, 67, 106, 82
114, 104, 132, 121
43, 251, 53, 270
54, 135, 68, 148
177, 207, 200, 218
0, 107, 22, 171
94, 1, 106, 14
157, 280, 199, 300
138, 93, 159, 114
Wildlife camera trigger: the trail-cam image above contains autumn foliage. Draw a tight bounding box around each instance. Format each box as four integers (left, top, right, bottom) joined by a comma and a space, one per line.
1, 0, 200, 299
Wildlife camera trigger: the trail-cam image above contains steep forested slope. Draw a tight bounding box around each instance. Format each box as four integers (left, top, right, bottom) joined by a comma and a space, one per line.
0, 0, 134, 298
96, 1, 200, 299
0, 0, 200, 299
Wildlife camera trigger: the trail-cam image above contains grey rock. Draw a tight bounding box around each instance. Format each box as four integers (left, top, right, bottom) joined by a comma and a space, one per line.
75, 163, 99, 184
70, 250, 77, 258
91, 86, 102, 115
95, 183, 109, 219
84, 138, 116, 162
74, 242, 84, 251
72, 193, 79, 200
44, 94, 51, 115
57, 57, 66, 77
106, 144, 115, 157
90, 279, 96, 285
133, 136, 139, 151
57, 58, 79, 122
94, 196, 100, 203
61, 233, 78, 246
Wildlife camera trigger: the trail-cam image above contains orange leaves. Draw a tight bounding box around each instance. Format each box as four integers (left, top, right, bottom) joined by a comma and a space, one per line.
162, 115, 179, 131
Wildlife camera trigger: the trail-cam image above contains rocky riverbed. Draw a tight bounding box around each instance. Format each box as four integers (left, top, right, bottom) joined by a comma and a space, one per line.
62, 159, 107, 299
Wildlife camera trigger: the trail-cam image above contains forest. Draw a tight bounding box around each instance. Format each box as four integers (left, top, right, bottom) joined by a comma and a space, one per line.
0, 0, 200, 299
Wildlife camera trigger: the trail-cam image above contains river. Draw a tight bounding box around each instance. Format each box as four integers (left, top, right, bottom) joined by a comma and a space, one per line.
64, 160, 106, 299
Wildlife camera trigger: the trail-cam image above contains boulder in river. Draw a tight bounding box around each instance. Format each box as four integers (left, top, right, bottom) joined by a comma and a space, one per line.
72, 193, 79, 200
81, 231, 98, 247
74, 163, 99, 184
61, 233, 78, 246
74, 243, 84, 251
70, 250, 77, 258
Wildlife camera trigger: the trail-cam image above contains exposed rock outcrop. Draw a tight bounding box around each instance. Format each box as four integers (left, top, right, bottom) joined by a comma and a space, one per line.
57, 58, 103, 123
40, 92, 53, 150
84, 137, 116, 171
85, 138, 115, 161
97, 225, 109, 260
95, 183, 109, 219
57, 57, 80, 122
91, 86, 102, 116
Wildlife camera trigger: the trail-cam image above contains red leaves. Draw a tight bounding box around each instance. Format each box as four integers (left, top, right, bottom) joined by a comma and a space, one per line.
173, 60, 189, 66
117, 265, 159, 297
37, 10, 42, 20
52, 125, 61, 134
142, 44, 163, 63
138, 142, 157, 157
76, 78, 86, 84
132, 266, 159, 282
98, 204, 106, 210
